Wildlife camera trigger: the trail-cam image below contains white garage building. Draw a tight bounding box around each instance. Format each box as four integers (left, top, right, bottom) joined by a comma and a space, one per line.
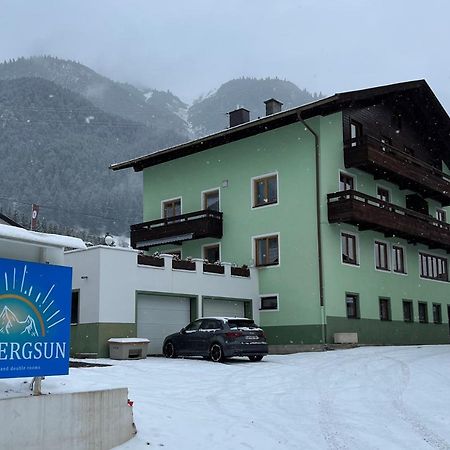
66, 246, 259, 357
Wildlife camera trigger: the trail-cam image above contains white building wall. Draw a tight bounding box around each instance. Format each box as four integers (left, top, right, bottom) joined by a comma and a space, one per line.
65, 249, 101, 323
65, 246, 260, 325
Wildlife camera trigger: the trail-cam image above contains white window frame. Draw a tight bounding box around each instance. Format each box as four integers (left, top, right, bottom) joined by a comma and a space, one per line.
251, 171, 279, 210
259, 293, 279, 312
374, 239, 390, 272
338, 170, 357, 191
201, 187, 221, 211
392, 244, 408, 275
340, 230, 360, 267
161, 196, 182, 219
252, 232, 280, 268
418, 250, 449, 284
202, 242, 221, 263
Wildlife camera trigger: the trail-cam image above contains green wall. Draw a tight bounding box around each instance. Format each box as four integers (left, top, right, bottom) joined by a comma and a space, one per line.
143, 123, 322, 331
140, 112, 450, 346
71, 323, 136, 358
317, 113, 450, 344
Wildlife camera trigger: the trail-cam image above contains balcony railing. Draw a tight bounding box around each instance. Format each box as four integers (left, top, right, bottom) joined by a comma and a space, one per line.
327, 190, 450, 252
130, 209, 223, 250
344, 136, 450, 205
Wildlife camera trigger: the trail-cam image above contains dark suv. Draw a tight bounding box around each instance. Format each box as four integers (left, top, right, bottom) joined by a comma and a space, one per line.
163, 317, 268, 362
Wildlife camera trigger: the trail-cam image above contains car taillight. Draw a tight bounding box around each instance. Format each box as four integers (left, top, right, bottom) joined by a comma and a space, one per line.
226, 331, 243, 339
258, 331, 266, 339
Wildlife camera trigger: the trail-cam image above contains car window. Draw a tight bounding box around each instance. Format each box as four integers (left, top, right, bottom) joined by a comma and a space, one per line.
184, 320, 202, 332
227, 319, 258, 329
200, 319, 222, 330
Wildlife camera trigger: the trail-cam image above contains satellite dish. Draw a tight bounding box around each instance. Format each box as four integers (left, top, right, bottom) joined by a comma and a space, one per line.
104, 234, 115, 246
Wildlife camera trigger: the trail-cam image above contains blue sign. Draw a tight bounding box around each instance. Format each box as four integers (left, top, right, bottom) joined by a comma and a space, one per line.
0, 257, 72, 378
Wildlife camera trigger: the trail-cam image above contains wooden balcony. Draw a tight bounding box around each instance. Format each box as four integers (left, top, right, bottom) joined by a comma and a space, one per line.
131, 210, 223, 250
344, 136, 450, 205
327, 190, 450, 252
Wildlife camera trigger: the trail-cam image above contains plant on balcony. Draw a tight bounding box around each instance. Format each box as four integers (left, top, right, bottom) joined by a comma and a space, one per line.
137, 252, 164, 267
231, 264, 250, 277
172, 258, 195, 271
203, 261, 225, 274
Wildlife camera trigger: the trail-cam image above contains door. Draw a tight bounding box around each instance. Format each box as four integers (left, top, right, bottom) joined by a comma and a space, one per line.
203, 298, 245, 318
136, 294, 190, 355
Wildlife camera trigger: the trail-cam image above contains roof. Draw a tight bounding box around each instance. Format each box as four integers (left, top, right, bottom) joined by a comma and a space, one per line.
0, 212, 24, 228
0, 224, 86, 249
110, 80, 450, 172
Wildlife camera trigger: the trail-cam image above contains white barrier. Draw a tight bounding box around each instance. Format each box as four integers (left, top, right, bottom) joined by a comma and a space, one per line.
0, 388, 136, 450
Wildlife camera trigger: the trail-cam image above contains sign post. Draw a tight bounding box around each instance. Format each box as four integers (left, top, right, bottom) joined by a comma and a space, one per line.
0, 257, 72, 380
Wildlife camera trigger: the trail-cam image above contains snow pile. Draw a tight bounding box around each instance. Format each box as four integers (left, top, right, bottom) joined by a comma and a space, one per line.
0, 345, 449, 449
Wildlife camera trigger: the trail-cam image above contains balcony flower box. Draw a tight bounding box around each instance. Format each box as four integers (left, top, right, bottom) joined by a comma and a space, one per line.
203, 263, 225, 274
231, 266, 250, 277
137, 254, 164, 267
172, 259, 195, 271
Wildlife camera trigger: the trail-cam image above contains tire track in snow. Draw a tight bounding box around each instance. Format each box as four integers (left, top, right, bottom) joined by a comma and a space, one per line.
380, 353, 450, 450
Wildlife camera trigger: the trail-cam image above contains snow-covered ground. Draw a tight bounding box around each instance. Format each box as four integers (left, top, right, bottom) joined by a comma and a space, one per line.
1, 345, 450, 449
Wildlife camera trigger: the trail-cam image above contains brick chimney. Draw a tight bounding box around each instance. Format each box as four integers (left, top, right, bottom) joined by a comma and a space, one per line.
264, 98, 283, 116
228, 108, 250, 127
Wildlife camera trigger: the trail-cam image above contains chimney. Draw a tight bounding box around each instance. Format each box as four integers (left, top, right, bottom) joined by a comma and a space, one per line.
264, 98, 283, 116
228, 107, 250, 127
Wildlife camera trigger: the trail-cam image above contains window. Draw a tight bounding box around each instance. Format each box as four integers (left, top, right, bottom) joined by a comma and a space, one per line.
163, 198, 181, 218
255, 235, 279, 267
339, 172, 354, 191
260, 295, 278, 311
203, 189, 220, 211
379, 298, 390, 321
375, 241, 389, 271
377, 187, 390, 203
341, 232, 358, 265
419, 252, 448, 281
403, 300, 413, 322
71, 291, 79, 324
418, 302, 428, 323
346, 294, 359, 319
200, 319, 222, 330
350, 120, 362, 146
392, 246, 406, 274
433, 303, 442, 324
184, 320, 202, 332
436, 208, 447, 223
203, 244, 220, 263
253, 174, 278, 207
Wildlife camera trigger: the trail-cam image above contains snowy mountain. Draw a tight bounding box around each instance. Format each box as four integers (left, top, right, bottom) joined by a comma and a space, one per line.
0, 56, 190, 141
0, 306, 39, 336
0, 56, 322, 235
189, 77, 322, 136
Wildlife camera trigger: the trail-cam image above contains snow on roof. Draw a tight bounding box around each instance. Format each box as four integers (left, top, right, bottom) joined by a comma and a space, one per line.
0, 224, 86, 250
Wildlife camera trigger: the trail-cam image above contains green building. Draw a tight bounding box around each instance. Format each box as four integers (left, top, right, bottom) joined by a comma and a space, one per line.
112, 80, 450, 350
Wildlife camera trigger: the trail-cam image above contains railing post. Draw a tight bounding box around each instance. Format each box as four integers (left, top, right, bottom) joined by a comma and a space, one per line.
160, 253, 174, 270
222, 262, 232, 277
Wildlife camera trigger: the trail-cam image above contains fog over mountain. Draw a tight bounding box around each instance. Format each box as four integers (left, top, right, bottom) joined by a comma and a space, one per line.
0, 56, 321, 236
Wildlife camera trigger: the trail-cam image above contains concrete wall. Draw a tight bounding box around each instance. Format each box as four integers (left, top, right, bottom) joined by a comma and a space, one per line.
0, 388, 135, 450
66, 246, 260, 324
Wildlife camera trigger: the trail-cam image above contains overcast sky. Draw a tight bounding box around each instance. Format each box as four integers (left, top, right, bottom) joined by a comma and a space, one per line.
0, 0, 449, 108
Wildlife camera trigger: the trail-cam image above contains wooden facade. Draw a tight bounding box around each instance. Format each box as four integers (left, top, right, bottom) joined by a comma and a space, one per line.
328, 190, 450, 252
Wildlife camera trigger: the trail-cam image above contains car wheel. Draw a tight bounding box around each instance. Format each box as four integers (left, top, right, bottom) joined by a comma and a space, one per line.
210, 343, 224, 363
248, 355, 264, 362
163, 341, 177, 358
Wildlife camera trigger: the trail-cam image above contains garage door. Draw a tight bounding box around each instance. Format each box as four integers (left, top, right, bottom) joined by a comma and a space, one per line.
136, 294, 191, 355
202, 298, 245, 318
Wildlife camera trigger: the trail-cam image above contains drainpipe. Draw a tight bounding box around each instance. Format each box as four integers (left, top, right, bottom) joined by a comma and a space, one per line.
297, 113, 326, 346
